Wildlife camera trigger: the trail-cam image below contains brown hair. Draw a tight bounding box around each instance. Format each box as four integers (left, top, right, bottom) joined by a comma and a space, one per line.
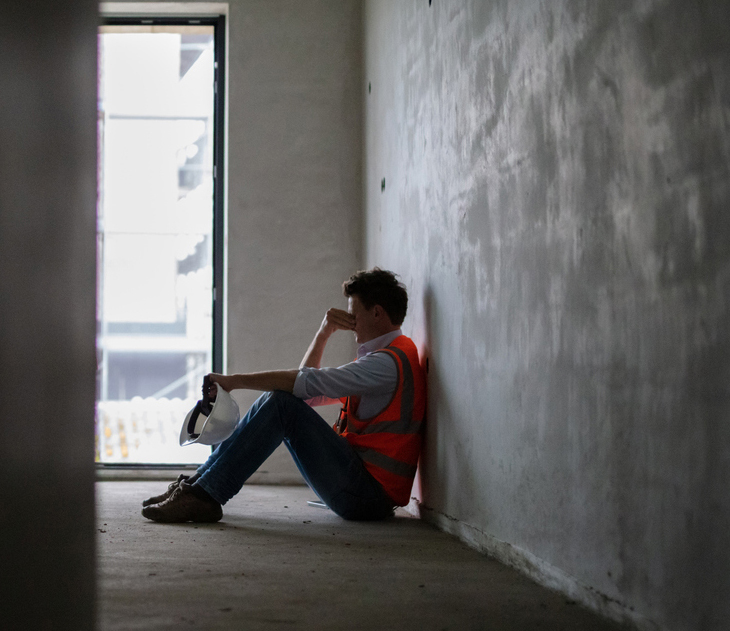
342, 268, 408, 326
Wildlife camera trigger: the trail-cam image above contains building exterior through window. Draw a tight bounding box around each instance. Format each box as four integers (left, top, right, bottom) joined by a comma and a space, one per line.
97, 22, 223, 464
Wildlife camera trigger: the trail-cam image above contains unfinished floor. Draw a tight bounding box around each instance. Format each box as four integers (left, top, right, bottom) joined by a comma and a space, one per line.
97, 482, 630, 631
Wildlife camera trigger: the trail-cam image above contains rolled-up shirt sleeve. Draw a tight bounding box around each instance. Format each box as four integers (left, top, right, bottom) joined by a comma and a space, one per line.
292, 352, 398, 405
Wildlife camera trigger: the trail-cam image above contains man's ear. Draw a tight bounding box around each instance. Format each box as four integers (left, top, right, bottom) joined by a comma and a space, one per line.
372, 304, 384, 320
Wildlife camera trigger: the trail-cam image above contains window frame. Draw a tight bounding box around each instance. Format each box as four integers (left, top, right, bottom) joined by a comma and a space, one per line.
101, 14, 226, 376
97, 13, 227, 471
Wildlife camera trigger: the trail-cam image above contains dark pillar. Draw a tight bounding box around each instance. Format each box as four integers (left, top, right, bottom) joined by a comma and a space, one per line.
0, 1, 98, 629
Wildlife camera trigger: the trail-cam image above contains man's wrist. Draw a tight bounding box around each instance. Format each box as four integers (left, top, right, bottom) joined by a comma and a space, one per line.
316, 327, 333, 341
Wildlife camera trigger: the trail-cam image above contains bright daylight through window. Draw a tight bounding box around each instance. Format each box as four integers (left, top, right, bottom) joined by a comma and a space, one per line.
96, 24, 219, 465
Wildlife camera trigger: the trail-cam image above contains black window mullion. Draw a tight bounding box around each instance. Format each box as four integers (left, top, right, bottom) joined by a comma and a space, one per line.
212, 15, 225, 375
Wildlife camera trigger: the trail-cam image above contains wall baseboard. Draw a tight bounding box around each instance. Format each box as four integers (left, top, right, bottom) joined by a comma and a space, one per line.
410, 500, 660, 631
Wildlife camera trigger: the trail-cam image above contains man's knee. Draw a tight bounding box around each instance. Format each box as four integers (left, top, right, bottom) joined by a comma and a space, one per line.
265, 390, 309, 436
267, 390, 306, 419
268, 390, 299, 406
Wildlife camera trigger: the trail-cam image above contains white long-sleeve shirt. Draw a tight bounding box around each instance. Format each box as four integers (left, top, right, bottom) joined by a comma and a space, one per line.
292, 329, 402, 419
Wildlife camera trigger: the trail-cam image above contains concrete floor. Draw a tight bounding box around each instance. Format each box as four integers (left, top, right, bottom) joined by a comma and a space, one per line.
97, 482, 630, 631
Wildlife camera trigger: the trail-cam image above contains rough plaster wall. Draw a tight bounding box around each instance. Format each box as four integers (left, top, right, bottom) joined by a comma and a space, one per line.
226, 0, 362, 481
363, 1, 730, 630
0, 1, 98, 628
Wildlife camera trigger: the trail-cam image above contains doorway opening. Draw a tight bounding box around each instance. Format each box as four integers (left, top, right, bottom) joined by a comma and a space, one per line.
96, 16, 225, 465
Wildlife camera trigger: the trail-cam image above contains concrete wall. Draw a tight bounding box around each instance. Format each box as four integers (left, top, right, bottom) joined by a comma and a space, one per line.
108, 0, 364, 481
225, 0, 362, 481
363, 2, 730, 630
0, 1, 98, 629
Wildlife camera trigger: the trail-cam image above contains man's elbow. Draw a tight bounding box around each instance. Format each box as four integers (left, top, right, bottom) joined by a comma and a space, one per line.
282, 369, 299, 393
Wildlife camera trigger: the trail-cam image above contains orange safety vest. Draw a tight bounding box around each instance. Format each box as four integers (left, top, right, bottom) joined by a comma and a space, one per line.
334, 335, 426, 506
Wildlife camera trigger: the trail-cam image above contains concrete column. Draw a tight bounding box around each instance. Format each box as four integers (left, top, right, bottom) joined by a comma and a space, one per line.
0, 1, 98, 629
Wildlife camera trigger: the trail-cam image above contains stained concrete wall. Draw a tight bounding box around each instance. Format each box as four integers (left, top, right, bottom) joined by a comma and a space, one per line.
363, 2, 730, 630
0, 1, 98, 629
108, 0, 363, 481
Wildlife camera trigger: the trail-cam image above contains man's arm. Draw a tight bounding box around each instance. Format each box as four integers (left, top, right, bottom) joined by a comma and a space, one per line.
299, 308, 355, 369
206, 308, 355, 397
207, 370, 299, 396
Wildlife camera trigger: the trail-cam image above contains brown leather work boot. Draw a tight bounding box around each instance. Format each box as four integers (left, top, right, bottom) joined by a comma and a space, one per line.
141, 482, 222, 523
141, 474, 190, 507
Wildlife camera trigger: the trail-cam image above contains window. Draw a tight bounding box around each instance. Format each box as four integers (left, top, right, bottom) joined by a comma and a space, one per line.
96, 17, 225, 465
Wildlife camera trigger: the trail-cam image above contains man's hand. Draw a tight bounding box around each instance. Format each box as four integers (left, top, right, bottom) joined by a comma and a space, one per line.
319, 307, 356, 337
300, 307, 355, 370
207, 373, 235, 398
206, 371, 298, 395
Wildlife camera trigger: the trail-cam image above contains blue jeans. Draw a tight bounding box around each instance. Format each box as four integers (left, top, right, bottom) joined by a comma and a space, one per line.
195, 391, 395, 521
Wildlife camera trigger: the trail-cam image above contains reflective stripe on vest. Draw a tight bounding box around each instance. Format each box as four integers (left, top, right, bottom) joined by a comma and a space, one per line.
392, 346, 414, 429
353, 445, 418, 478
356, 417, 421, 435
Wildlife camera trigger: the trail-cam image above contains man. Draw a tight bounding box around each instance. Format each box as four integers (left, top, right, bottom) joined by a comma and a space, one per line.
142, 268, 426, 523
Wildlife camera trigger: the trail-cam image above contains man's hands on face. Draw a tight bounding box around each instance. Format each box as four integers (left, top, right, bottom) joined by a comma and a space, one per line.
320, 307, 356, 337
299, 307, 355, 370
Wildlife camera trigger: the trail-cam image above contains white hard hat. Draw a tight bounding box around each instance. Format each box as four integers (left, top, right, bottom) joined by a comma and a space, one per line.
179, 380, 240, 447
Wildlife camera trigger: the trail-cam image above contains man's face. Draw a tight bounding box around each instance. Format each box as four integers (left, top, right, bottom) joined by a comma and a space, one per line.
348, 295, 378, 344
